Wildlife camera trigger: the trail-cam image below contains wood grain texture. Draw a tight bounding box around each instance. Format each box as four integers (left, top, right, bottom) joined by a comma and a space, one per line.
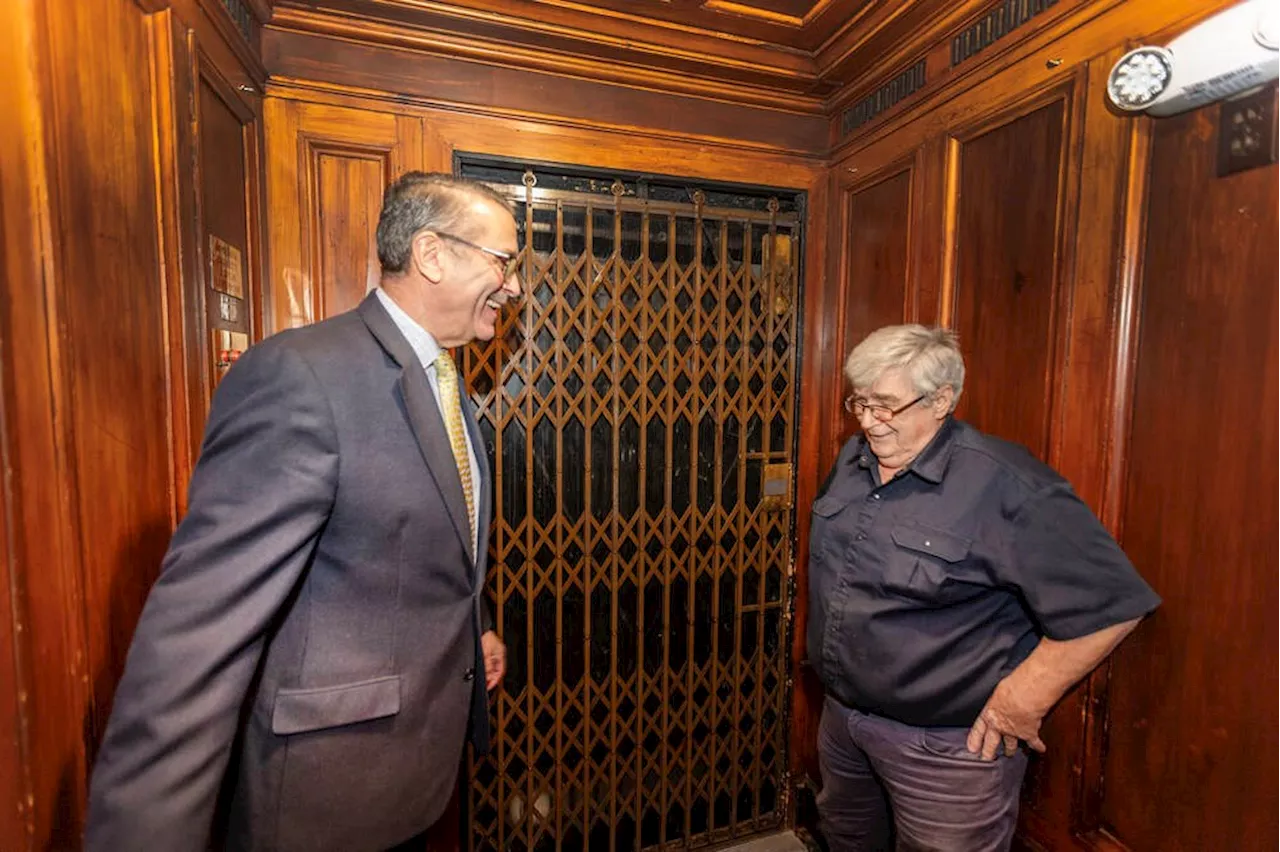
1103, 97, 1278, 852
0, 4, 56, 847
262, 28, 828, 156
269, 1, 825, 102
0, 0, 270, 847
1, 0, 174, 847
197, 52, 262, 395
949, 97, 1065, 458
264, 100, 423, 330
841, 170, 913, 363
44, 0, 176, 821
789, 170, 833, 795
834, 165, 913, 440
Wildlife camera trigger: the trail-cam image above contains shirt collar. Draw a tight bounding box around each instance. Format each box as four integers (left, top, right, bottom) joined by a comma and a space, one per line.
375, 288, 442, 371
851, 416, 957, 485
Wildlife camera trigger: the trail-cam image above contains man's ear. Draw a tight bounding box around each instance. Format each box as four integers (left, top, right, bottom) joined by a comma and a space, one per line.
932, 385, 954, 419
412, 231, 446, 284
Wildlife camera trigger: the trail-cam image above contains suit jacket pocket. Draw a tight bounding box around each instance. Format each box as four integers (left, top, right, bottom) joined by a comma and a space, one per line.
271, 675, 401, 735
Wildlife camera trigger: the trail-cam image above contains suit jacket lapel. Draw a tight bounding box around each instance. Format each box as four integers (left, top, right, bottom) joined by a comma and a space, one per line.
358, 294, 474, 561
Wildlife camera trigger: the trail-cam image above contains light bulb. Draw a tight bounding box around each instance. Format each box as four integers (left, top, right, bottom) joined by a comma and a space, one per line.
1107, 47, 1174, 111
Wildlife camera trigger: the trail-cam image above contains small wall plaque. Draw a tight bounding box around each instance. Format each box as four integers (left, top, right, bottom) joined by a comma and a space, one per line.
217, 292, 241, 323
1217, 84, 1278, 177
209, 234, 245, 298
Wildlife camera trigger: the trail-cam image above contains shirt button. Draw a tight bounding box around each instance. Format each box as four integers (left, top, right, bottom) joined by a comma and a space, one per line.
463, 667, 476, 682
855, 533, 866, 541
872, 494, 881, 500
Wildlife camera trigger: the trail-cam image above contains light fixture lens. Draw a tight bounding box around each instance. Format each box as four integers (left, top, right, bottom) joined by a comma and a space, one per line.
1255, 3, 1279, 50
1107, 47, 1174, 110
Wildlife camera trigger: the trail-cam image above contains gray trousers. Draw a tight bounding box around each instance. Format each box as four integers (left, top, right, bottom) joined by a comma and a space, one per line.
817, 696, 1028, 852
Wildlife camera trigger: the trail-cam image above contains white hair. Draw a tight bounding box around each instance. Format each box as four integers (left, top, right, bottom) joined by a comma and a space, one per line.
843, 324, 965, 412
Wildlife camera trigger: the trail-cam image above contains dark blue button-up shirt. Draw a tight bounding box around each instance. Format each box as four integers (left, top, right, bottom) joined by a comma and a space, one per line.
807, 417, 1160, 727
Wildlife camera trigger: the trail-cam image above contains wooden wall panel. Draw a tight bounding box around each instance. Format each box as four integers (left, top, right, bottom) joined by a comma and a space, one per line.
1, 0, 268, 846
837, 167, 913, 435
0, 6, 54, 845
0, 0, 177, 846
263, 28, 827, 157
42, 0, 174, 835
264, 100, 423, 330
949, 98, 1066, 459
198, 69, 255, 356
1103, 102, 1278, 852
316, 154, 386, 316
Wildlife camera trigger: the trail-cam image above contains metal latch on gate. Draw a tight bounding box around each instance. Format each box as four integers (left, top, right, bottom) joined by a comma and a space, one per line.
760, 462, 793, 511
760, 233, 794, 316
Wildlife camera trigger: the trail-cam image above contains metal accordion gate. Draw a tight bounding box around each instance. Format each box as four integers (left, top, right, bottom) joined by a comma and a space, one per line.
458, 161, 802, 852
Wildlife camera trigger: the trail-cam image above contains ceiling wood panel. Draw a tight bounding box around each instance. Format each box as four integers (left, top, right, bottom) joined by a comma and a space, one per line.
266, 0, 1087, 129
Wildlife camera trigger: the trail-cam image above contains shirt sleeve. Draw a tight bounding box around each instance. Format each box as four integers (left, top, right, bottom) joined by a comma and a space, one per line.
1005, 481, 1161, 640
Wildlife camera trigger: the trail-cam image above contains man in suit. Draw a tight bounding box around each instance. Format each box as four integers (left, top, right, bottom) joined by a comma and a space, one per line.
86, 172, 523, 851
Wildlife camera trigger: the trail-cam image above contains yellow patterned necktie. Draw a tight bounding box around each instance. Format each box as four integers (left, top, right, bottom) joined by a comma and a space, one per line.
434, 351, 475, 544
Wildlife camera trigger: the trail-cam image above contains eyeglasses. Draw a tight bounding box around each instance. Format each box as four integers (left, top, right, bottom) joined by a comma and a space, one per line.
435, 231, 521, 280
844, 393, 927, 421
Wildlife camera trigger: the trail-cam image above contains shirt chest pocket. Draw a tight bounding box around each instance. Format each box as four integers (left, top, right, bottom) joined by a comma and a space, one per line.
883, 522, 974, 601
811, 494, 854, 559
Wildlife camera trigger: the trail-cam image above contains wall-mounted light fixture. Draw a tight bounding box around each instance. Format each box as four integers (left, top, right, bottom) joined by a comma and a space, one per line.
1106, 0, 1277, 117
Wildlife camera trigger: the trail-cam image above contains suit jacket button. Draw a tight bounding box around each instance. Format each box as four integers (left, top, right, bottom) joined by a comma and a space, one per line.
463, 667, 476, 682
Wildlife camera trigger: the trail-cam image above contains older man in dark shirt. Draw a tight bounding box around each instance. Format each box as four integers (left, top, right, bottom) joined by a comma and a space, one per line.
807, 324, 1159, 852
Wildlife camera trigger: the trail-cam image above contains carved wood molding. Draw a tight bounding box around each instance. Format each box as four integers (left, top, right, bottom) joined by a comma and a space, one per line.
263, 0, 1098, 131
268, 3, 828, 113
265, 76, 828, 160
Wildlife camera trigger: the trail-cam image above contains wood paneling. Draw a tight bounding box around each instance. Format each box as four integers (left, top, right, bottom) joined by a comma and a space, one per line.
949, 97, 1066, 458
53, 0, 175, 778
196, 54, 263, 393
315, 154, 385, 316
264, 100, 423, 329
1, 0, 268, 847
839, 167, 913, 433
0, 0, 175, 846
152, 11, 206, 518
264, 28, 828, 157
267, 0, 918, 103
1103, 100, 1278, 852
0, 6, 56, 846
268, 1, 826, 105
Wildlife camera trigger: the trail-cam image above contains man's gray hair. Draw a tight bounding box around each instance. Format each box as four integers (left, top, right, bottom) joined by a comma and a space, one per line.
844, 324, 965, 411
375, 171, 513, 274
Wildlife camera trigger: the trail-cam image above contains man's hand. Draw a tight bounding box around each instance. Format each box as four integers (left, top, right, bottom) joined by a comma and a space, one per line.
966, 676, 1048, 760
481, 630, 506, 691
966, 619, 1143, 760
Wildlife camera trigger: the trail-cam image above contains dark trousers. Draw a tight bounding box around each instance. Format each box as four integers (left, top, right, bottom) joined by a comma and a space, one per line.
817, 696, 1027, 852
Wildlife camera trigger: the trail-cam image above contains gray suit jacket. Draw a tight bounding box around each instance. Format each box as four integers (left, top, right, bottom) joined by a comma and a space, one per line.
87, 294, 494, 852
